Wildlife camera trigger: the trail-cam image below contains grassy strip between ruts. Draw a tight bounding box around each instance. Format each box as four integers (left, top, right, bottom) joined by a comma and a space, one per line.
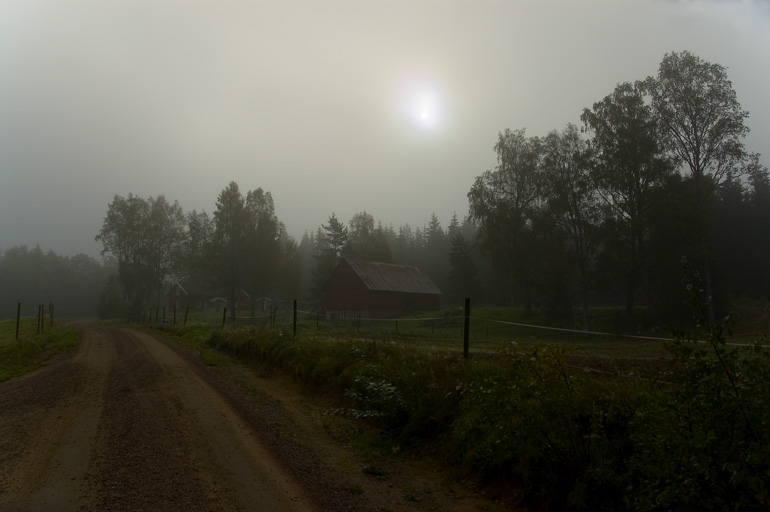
153, 316, 770, 512
0, 318, 79, 382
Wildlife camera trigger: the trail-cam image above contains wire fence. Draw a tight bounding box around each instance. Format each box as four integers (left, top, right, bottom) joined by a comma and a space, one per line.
141, 303, 671, 359
136, 300, 769, 360
0, 302, 55, 341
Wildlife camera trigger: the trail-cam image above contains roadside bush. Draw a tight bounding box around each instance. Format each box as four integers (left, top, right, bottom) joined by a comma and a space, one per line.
626, 327, 770, 511
624, 265, 770, 511
449, 344, 640, 510
199, 299, 770, 511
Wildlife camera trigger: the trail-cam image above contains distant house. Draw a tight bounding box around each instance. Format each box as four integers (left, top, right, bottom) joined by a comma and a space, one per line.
323, 258, 442, 317
253, 297, 293, 312
168, 280, 211, 312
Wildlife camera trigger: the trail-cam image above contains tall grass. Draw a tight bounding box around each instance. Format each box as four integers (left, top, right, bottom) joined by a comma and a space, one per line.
165, 314, 770, 511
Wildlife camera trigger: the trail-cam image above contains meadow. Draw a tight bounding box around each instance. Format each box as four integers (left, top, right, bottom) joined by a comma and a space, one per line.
153, 298, 770, 511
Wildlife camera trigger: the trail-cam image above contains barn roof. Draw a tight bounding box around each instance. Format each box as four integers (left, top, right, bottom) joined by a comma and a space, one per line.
342, 259, 442, 295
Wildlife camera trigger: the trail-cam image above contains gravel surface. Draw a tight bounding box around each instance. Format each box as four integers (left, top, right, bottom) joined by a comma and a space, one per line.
0, 327, 512, 512
0, 327, 356, 511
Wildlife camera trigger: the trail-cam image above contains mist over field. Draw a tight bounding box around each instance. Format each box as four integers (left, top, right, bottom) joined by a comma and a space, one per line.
1, 0, 768, 258
3, 5, 770, 507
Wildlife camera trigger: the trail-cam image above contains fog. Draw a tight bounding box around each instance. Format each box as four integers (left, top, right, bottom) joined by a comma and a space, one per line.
1, 0, 768, 258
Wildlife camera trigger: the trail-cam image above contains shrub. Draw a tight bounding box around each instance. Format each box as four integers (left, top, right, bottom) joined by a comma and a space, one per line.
625, 264, 770, 511
626, 325, 770, 511
449, 344, 641, 510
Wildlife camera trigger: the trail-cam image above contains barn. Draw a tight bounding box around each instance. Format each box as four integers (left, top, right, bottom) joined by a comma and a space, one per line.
323, 258, 442, 317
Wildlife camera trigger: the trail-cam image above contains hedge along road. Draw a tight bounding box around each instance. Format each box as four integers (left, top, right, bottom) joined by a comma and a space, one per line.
0, 327, 329, 512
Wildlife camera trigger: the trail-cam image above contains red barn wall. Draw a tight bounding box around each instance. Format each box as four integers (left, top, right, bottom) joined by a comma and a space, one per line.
324, 262, 440, 314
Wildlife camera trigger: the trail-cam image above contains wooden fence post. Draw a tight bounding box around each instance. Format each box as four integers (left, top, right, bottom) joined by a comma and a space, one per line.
15, 302, 21, 340
37, 304, 42, 334
184, 307, 189, 327
463, 297, 471, 359
222, 307, 227, 327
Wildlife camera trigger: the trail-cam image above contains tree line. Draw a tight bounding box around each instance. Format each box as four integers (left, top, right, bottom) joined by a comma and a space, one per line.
469, 50, 768, 327
70, 50, 770, 325
0, 245, 113, 319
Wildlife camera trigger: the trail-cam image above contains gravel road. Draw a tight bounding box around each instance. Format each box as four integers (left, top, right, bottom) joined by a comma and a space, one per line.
0, 327, 340, 512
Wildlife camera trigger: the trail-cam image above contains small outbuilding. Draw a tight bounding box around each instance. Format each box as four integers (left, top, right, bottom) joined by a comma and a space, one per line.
167, 280, 250, 313
168, 280, 211, 312
323, 258, 442, 317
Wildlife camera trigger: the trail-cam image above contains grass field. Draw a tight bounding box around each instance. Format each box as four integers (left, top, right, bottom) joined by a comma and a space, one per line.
0, 317, 79, 382
137, 300, 770, 367
150, 304, 770, 511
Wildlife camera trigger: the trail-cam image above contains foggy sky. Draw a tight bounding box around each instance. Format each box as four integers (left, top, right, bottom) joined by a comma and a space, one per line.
1, 0, 769, 258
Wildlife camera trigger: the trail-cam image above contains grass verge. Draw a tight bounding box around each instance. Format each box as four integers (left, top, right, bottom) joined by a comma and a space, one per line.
152, 310, 770, 511
0, 318, 79, 382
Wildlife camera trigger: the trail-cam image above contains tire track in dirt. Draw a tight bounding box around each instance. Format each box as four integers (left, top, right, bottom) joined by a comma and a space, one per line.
0, 328, 115, 512
0, 327, 321, 512
83, 328, 316, 512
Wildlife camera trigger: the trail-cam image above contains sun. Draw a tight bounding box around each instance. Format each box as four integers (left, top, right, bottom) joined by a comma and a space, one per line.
414, 93, 437, 127
392, 73, 445, 131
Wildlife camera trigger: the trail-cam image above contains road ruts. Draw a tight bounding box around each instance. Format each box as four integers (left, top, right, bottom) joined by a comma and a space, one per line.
0, 327, 318, 512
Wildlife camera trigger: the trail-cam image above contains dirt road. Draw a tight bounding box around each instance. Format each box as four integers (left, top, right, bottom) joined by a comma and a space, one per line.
0, 327, 326, 512
0, 327, 513, 512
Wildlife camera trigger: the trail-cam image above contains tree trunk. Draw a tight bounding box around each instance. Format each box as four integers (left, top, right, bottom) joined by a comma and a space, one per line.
523, 278, 533, 316
702, 239, 717, 324
625, 272, 635, 321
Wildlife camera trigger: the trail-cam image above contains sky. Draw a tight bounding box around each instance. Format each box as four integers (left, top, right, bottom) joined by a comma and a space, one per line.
1, 0, 769, 258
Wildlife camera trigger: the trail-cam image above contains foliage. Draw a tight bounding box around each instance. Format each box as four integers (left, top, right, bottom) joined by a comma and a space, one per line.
310, 213, 348, 299
346, 212, 392, 263
0, 245, 113, 319
450, 344, 639, 510
625, 263, 770, 511
581, 81, 673, 320
447, 232, 478, 303
185, 286, 770, 510
183, 209, 215, 286
647, 50, 752, 321
0, 322, 79, 381
542, 124, 599, 329
648, 50, 750, 193
96, 274, 126, 319
468, 128, 546, 314
96, 193, 186, 318
211, 182, 284, 308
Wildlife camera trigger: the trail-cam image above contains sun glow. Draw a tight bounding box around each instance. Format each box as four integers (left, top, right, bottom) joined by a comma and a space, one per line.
392, 73, 445, 131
